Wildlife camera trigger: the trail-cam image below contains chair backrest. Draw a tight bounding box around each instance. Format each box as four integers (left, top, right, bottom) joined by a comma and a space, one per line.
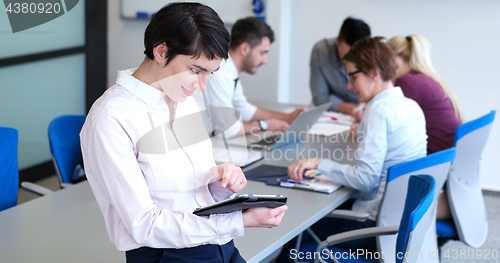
396, 175, 436, 263
377, 148, 456, 262
48, 115, 86, 184
0, 127, 19, 211
446, 110, 496, 248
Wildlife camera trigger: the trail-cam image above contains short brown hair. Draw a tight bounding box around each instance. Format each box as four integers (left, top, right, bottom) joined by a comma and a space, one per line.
343, 37, 395, 81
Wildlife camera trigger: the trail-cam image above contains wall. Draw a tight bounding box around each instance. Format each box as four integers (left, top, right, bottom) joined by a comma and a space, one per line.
283, 0, 500, 191
107, 0, 148, 88
108, 0, 500, 190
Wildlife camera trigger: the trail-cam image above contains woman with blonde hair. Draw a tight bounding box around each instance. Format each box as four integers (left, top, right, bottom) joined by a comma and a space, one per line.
388, 34, 462, 154
388, 34, 462, 220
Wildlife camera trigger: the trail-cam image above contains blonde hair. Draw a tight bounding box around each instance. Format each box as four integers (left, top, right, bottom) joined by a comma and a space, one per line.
388, 34, 463, 122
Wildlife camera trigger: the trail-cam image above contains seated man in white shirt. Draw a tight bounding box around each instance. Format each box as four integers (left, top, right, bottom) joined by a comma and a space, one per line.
199, 17, 304, 138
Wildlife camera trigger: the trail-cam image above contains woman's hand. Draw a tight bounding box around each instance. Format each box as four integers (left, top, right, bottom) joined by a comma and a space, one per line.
287, 158, 323, 181
349, 123, 359, 138
286, 107, 306, 124
210, 162, 247, 193
352, 103, 365, 122
265, 119, 290, 131
242, 205, 288, 228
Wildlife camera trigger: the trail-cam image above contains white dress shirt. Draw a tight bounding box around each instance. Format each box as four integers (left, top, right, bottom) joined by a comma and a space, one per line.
80, 69, 244, 252
317, 87, 427, 220
197, 55, 258, 137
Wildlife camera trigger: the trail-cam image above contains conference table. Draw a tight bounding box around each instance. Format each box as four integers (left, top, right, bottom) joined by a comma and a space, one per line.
0, 102, 359, 263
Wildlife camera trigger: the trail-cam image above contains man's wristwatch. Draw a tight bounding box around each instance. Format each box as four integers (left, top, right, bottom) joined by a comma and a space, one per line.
259, 120, 268, 131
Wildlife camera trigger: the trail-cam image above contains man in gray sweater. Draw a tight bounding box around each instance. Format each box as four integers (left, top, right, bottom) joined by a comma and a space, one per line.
310, 17, 370, 116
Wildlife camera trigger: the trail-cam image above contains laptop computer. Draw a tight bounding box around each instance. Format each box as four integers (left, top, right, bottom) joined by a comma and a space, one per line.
226, 102, 331, 150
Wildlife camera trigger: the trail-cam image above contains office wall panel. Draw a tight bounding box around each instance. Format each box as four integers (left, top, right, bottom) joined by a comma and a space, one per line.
0, 0, 85, 59
0, 54, 85, 169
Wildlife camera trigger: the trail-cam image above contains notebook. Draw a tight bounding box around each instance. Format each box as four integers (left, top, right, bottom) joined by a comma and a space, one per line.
280, 172, 342, 194
307, 122, 350, 136
213, 147, 262, 167
317, 111, 356, 126
245, 165, 342, 194
244, 165, 289, 186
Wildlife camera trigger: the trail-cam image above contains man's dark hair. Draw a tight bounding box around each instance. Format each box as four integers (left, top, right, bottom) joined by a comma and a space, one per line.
338, 17, 371, 46
229, 17, 274, 50
143, 2, 230, 66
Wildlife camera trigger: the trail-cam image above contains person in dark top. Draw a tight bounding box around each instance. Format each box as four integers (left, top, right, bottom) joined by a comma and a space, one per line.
309, 17, 371, 118
388, 34, 463, 220
388, 34, 462, 154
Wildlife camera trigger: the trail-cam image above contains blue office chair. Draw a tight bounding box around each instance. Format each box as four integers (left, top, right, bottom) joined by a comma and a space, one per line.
294, 149, 455, 263
314, 175, 436, 263
375, 148, 455, 263
437, 110, 496, 248
48, 115, 86, 187
0, 127, 19, 211
0, 126, 51, 206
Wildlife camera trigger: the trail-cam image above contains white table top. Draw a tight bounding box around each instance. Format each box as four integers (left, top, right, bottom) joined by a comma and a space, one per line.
0, 102, 359, 262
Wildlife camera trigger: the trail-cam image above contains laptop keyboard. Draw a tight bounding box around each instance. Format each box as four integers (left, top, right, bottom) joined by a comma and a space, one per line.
253, 134, 282, 146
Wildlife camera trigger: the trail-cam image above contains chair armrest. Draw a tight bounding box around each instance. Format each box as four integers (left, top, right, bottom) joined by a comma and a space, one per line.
320, 226, 399, 248
325, 209, 370, 222
61, 183, 74, 188
21, 182, 54, 196
314, 226, 399, 263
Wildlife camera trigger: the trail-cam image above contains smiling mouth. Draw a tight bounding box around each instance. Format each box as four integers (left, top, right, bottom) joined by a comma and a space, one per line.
182, 86, 194, 96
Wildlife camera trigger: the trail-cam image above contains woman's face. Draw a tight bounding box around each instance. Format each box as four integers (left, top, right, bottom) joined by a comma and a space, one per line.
155, 52, 222, 103
346, 61, 376, 103
394, 55, 406, 79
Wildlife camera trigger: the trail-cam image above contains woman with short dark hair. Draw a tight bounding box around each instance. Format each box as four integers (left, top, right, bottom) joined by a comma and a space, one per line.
81, 3, 287, 262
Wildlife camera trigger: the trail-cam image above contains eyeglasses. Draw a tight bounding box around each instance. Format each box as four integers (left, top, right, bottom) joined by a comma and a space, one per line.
347, 69, 365, 83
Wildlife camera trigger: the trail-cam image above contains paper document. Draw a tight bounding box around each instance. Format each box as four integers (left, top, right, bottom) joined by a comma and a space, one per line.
307, 123, 350, 136
213, 147, 262, 167
280, 171, 342, 194
317, 111, 356, 125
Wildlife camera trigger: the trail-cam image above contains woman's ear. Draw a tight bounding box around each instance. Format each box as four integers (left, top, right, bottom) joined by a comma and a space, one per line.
368, 69, 381, 82
153, 42, 168, 66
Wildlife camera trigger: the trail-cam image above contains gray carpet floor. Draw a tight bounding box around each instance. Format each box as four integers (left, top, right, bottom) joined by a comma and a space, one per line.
440, 190, 500, 263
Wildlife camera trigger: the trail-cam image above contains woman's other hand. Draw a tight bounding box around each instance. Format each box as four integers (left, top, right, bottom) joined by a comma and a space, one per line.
242, 205, 288, 228
287, 158, 323, 181
210, 162, 247, 193
349, 123, 359, 137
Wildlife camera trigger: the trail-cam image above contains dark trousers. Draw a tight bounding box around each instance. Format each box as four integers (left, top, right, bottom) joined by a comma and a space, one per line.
276, 199, 377, 263
126, 240, 245, 263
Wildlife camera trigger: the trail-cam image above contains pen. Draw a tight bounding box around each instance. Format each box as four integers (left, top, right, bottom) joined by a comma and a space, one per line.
285, 180, 309, 186
354, 104, 364, 113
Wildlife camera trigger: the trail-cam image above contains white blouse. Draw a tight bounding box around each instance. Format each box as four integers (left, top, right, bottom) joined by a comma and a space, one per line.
80, 69, 244, 251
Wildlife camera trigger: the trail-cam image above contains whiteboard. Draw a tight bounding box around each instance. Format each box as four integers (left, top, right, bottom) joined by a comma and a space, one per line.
121, 0, 257, 24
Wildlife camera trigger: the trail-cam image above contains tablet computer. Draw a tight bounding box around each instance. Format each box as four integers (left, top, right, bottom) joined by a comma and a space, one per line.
193, 194, 287, 216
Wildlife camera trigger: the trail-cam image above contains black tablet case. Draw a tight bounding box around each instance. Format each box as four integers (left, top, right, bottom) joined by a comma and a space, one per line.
193, 195, 287, 216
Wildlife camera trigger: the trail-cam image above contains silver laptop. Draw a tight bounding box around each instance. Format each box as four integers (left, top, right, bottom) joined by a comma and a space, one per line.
226, 102, 331, 150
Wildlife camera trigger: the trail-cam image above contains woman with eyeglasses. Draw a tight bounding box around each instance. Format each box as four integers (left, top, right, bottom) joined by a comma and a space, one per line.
387, 35, 462, 220
286, 37, 427, 252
